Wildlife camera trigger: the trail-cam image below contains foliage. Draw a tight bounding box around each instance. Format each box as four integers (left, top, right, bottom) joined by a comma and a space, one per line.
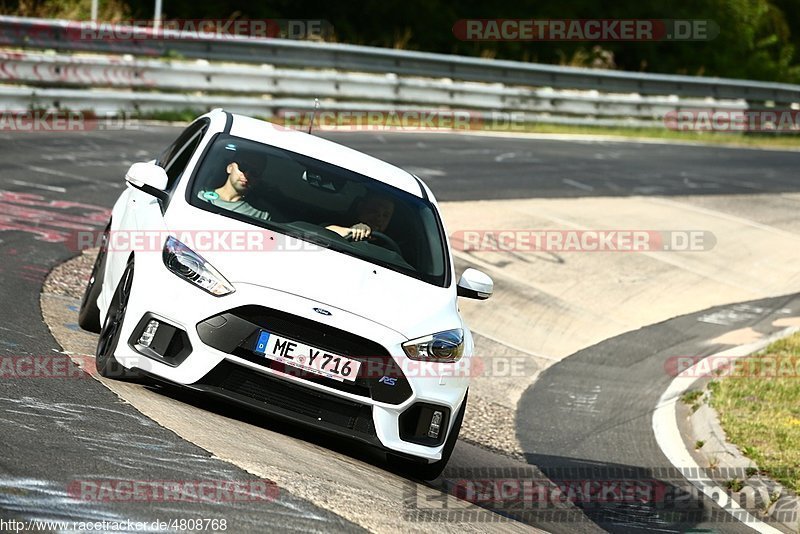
3, 0, 799, 83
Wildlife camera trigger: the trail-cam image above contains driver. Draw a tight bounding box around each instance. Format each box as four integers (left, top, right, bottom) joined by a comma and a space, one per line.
326, 192, 395, 242
197, 159, 271, 221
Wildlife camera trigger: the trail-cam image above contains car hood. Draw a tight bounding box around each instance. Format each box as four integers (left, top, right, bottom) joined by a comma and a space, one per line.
169, 210, 459, 339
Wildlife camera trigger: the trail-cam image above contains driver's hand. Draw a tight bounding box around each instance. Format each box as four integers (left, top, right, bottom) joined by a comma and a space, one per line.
347, 223, 372, 241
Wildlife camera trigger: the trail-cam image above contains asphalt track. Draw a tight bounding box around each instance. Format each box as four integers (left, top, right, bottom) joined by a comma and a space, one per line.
0, 129, 365, 532
1, 125, 799, 533
518, 293, 800, 533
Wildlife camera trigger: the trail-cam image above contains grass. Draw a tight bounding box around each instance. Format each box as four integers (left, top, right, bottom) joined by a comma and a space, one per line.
682, 390, 703, 404
726, 478, 745, 492
66, 108, 800, 151
491, 122, 800, 150
681, 389, 704, 413
709, 332, 800, 493
264, 114, 800, 150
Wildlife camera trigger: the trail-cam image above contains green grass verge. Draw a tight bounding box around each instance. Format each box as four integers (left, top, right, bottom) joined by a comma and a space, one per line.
708, 332, 800, 493
489, 123, 800, 149
267, 115, 800, 149
129, 111, 800, 150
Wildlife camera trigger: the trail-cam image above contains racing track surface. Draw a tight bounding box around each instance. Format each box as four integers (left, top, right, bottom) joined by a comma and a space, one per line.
518, 293, 800, 532
0, 131, 365, 533
1, 125, 799, 533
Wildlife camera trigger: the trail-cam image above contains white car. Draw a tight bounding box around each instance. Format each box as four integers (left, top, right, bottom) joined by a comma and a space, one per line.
78, 109, 493, 479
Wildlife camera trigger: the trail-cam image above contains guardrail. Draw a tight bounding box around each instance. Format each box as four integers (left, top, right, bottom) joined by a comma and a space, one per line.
0, 48, 753, 128
1, 15, 799, 107
0, 15, 797, 128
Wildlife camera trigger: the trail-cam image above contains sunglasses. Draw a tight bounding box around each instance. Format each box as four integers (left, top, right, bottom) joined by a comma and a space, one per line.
234, 162, 257, 176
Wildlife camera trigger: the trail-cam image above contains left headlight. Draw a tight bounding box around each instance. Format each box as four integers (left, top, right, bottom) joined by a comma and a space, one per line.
402, 328, 465, 363
162, 236, 235, 296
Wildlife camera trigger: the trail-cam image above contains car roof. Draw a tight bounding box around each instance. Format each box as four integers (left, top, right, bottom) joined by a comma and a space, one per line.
225, 112, 426, 198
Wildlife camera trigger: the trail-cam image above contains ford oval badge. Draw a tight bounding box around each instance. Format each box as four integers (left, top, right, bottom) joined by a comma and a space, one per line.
314, 307, 332, 316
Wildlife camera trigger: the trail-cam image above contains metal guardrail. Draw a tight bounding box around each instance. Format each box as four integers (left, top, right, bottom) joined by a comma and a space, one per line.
0, 49, 754, 129
0, 16, 796, 130
0, 84, 666, 129
1, 14, 799, 108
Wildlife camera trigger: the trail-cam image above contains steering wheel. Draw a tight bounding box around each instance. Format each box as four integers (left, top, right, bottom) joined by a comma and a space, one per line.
369, 231, 403, 255
347, 230, 403, 255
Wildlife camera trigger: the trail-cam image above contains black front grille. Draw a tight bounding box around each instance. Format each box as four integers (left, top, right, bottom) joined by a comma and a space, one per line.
233, 305, 388, 358
196, 360, 376, 436
196, 305, 414, 404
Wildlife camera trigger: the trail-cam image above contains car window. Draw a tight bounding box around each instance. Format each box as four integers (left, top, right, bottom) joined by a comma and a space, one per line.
159, 120, 208, 191
157, 127, 188, 168
188, 134, 449, 287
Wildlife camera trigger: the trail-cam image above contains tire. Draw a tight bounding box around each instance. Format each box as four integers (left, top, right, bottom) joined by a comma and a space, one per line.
78, 223, 110, 333
388, 391, 468, 481
95, 258, 140, 380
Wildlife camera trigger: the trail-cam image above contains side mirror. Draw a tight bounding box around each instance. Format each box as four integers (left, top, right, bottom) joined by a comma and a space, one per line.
457, 268, 493, 300
125, 162, 169, 201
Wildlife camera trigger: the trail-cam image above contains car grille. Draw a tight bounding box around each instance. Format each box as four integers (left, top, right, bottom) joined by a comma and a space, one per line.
196, 360, 377, 436
196, 305, 414, 405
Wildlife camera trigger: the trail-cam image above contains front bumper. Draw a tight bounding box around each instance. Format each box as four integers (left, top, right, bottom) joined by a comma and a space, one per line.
188, 359, 383, 448
111, 257, 470, 461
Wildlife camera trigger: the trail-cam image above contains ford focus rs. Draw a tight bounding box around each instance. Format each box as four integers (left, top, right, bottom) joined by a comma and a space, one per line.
78, 109, 493, 479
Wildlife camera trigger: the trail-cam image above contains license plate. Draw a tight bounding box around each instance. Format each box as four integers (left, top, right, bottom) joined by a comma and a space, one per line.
253, 330, 361, 383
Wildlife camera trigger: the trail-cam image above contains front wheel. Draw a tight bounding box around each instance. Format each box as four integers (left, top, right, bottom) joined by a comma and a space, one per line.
78, 223, 110, 333
388, 391, 468, 481
95, 259, 140, 380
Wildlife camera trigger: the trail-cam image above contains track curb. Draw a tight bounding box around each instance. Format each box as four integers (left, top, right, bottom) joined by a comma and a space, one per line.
652, 326, 800, 533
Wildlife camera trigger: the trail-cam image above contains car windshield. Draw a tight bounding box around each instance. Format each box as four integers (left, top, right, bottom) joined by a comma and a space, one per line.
188, 134, 448, 286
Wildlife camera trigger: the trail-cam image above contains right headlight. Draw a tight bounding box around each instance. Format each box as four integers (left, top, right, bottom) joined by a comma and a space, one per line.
402, 328, 465, 363
162, 236, 235, 296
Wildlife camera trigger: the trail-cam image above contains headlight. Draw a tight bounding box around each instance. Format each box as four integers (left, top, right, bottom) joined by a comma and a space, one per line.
402, 328, 464, 363
162, 236, 235, 296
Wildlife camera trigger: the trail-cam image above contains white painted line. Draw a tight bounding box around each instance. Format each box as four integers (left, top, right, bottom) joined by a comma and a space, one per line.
405, 166, 446, 177
652, 325, 800, 534
26, 165, 91, 180
494, 152, 517, 162
562, 178, 594, 191
10, 180, 67, 193
26, 165, 122, 188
